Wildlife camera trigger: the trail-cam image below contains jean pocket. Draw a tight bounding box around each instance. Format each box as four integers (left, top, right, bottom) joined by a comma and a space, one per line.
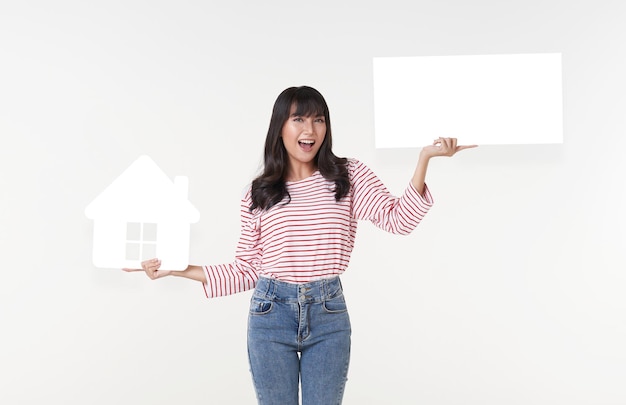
322, 293, 348, 314
249, 297, 273, 315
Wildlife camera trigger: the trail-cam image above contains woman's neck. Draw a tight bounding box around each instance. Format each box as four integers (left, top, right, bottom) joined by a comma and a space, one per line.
285, 163, 317, 182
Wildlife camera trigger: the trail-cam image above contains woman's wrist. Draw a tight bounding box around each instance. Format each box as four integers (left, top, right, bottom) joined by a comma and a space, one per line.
411, 154, 430, 195
171, 265, 207, 283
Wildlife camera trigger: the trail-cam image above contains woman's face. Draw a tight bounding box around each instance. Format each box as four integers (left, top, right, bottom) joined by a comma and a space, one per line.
281, 104, 326, 171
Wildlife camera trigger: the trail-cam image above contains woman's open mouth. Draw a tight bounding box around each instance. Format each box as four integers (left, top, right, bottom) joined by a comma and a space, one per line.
298, 140, 315, 152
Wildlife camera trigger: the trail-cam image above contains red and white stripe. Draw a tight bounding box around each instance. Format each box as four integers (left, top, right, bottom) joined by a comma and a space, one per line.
202, 159, 433, 298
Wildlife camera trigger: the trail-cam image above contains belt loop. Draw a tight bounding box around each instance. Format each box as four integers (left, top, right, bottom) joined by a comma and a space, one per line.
268, 278, 276, 299
260, 277, 272, 299
323, 278, 329, 299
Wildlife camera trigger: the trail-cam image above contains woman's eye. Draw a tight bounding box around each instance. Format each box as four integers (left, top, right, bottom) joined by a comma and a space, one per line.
315, 119, 325, 123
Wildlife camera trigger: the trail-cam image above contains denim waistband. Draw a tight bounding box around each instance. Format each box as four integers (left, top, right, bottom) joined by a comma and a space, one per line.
253, 276, 343, 303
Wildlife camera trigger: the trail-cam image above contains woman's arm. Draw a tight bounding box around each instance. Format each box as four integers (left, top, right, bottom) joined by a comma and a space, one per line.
411, 137, 477, 196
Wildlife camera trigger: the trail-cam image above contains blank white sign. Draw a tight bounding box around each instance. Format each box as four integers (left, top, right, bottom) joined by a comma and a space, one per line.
373, 53, 563, 147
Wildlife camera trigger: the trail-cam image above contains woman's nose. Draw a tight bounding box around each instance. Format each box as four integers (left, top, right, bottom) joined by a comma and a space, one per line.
302, 119, 313, 133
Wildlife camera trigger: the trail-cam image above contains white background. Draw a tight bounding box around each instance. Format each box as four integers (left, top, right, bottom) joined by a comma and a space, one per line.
1, 1, 625, 404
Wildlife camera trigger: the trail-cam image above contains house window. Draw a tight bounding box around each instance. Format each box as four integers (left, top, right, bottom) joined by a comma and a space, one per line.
125, 222, 157, 261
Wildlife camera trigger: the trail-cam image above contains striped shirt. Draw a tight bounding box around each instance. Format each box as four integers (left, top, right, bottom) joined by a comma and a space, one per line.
202, 158, 433, 298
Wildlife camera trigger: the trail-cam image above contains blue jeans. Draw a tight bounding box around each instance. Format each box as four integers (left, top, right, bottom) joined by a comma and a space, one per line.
247, 276, 351, 405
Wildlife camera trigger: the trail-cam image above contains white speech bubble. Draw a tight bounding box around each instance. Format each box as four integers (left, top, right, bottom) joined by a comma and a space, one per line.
85, 155, 199, 270
373, 53, 563, 147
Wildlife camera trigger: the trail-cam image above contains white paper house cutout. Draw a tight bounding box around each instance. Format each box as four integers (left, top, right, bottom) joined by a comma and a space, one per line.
85, 155, 200, 270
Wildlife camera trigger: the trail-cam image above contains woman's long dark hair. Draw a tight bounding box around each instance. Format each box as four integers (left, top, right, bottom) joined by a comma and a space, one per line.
250, 86, 350, 211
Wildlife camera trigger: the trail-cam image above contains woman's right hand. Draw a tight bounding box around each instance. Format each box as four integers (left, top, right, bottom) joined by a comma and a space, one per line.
122, 258, 172, 280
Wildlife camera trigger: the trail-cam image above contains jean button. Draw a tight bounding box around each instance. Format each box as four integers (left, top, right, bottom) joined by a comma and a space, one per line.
299, 295, 306, 301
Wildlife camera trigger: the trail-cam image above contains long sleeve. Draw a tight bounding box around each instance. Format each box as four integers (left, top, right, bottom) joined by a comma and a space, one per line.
349, 159, 434, 235
202, 189, 262, 298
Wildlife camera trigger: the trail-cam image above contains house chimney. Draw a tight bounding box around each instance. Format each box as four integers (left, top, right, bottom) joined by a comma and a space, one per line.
174, 176, 189, 198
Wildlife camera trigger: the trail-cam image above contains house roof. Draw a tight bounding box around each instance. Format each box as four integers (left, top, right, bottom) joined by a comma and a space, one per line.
85, 155, 200, 223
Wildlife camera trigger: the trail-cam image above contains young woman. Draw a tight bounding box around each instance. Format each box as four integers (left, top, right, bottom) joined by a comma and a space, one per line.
126, 86, 476, 404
